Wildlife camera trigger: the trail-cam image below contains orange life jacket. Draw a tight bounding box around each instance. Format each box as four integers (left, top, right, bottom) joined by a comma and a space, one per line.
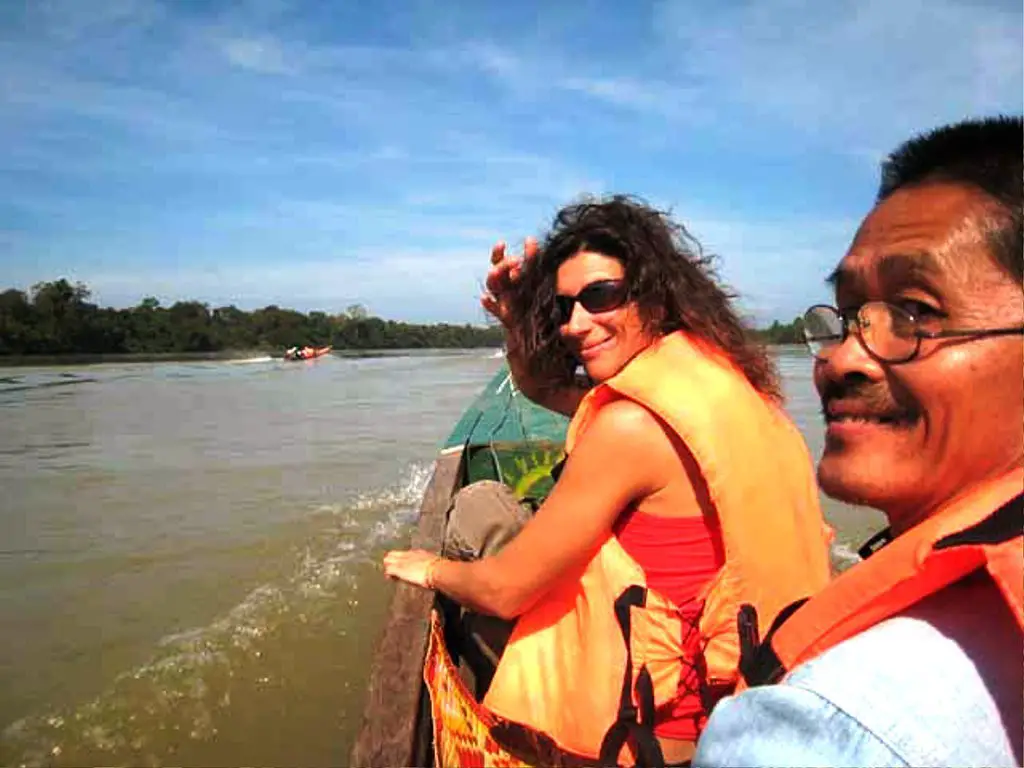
738, 468, 1024, 689
482, 331, 833, 764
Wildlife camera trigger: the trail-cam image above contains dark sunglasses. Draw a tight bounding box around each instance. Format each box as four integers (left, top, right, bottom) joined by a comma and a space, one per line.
554, 280, 628, 326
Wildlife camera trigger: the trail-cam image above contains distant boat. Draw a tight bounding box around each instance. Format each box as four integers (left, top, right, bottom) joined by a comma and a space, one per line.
283, 345, 332, 361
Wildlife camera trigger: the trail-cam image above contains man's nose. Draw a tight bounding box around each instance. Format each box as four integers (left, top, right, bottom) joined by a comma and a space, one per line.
819, 322, 885, 382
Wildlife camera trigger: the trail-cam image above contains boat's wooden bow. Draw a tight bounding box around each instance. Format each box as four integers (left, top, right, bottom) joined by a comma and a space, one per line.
350, 449, 464, 768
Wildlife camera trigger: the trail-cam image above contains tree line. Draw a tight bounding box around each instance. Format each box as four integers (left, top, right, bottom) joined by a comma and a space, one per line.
0, 279, 504, 356
0, 279, 805, 357
751, 317, 806, 345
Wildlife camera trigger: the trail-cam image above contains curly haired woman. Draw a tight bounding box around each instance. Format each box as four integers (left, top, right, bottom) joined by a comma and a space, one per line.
385, 196, 832, 765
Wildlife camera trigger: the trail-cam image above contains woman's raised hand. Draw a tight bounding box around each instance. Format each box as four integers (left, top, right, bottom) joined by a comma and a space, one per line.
481, 237, 538, 328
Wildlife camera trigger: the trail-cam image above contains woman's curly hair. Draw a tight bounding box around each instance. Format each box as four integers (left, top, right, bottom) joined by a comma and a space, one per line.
508, 195, 782, 402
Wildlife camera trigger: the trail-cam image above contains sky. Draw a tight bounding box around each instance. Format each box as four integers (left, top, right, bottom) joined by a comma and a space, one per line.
0, 0, 1021, 324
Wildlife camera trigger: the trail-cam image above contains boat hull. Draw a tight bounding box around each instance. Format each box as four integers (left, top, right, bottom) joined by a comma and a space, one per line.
283, 346, 332, 361
350, 366, 568, 767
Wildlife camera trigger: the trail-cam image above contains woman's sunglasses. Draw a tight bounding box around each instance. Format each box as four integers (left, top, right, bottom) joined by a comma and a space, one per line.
554, 280, 629, 326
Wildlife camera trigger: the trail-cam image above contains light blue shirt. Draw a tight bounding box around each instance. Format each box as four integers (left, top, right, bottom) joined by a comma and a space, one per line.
694, 576, 1022, 767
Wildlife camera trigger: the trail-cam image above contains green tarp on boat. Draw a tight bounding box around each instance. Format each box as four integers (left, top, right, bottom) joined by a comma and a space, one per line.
443, 365, 569, 502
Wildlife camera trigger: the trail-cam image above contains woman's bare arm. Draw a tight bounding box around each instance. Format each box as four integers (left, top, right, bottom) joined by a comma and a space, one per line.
383, 399, 684, 618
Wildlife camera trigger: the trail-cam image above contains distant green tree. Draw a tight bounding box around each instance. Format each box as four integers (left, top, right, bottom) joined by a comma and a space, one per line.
0, 278, 709, 356
752, 316, 805, 345
0, 279, 506, 356
27, 279, 97, 353
0, 289, 35, 354
168, 301, 214, 351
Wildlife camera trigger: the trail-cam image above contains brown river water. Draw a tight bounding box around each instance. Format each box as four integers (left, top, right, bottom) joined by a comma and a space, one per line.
0, 347, 882, 767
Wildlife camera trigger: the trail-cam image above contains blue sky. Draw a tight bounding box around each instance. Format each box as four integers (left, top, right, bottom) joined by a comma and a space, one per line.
1, 0, 1021, 324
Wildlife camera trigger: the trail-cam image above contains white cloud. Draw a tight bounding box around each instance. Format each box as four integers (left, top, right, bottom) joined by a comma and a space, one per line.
2, 74, 222, 143
1, 0, 1019, 325
654, 0, 1023, 148
8, 202, 856, 325
689, 214, 859, 320
81, 246, 492, 322
558, 76, 705, 121
219, 36, 297, 74
29, 0, 165, 42
461, 41, 523, 83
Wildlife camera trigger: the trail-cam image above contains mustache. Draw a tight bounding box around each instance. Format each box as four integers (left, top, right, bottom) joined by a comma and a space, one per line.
818, 378, 915, 418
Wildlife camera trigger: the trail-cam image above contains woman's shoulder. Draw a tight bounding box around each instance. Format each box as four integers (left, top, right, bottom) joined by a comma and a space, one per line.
566, 397, 687, 500
577, 397, 675, 452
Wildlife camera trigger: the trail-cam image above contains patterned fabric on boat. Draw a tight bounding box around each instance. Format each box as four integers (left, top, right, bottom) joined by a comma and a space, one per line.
423, 610, 588, 767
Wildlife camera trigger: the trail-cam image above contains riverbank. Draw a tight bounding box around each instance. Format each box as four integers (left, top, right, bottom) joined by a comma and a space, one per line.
0, 351, 270, 367
0, 347, 504, 368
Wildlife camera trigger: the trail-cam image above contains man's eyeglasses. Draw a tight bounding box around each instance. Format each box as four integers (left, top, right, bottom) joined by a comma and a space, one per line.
554, 280, 628, 326
803, 302, 1024, 364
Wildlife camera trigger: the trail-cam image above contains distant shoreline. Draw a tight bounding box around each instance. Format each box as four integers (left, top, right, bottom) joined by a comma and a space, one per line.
0, 351, 269, 368
0, 347, 504, 368
0, 343, 803, 368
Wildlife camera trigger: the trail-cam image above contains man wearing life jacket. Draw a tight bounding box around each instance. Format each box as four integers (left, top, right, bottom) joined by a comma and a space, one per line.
385, 196, 833, 765
694, 116, 1024, 767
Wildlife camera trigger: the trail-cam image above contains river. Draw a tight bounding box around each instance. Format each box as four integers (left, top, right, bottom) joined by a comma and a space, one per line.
0, 348, 883, 766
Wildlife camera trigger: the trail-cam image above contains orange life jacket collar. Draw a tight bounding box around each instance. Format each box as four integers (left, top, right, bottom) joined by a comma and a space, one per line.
739, 468, 1024, 688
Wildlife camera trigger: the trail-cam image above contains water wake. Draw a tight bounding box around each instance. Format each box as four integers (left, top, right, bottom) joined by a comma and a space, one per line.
830, 540, 863, 572
0, 461, 434, 767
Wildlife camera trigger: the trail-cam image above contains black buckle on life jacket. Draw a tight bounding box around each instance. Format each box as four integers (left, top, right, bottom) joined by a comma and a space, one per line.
599, 586, 666, 768
857, 527, 894, 559
737, 598, 809, 687
934, 492, 1023, 549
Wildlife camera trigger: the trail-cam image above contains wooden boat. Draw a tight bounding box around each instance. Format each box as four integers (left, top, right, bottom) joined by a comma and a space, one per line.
283, 345, 332, 361
350, 365, 568, 767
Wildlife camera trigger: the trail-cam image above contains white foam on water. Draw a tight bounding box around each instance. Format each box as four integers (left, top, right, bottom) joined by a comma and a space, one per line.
313, 460, 434, 547
3, 575, 325, 764
0, 460, 436, 766
830, 540, 863, 572
226, 356, 273, 364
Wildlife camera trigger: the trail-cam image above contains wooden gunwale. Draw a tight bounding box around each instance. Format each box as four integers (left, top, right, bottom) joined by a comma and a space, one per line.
349, 449, 464, 768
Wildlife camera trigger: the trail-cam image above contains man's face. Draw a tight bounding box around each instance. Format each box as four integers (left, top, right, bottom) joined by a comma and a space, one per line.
814, 182, 1023, 532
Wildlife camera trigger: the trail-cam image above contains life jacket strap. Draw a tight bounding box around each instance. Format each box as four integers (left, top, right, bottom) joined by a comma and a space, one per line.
737, 598, 809, 687
857, 527, 894, 559
598, 585, 666, 767
738, 492, 1022, 689
934, 493, 1022, 549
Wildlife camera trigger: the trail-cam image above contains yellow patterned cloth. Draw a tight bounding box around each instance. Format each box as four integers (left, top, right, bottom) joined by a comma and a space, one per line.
423, 610, 585, 768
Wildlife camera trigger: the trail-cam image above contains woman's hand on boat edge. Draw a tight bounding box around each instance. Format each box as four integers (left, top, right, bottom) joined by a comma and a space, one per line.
481, 237, 537, 326
383, 549, 439, 590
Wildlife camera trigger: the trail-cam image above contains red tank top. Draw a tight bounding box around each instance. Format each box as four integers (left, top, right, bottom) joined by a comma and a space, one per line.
614, 509, 724, 740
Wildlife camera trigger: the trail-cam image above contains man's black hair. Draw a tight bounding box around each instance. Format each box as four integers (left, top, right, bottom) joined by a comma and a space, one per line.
878, 116, 1023, 282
